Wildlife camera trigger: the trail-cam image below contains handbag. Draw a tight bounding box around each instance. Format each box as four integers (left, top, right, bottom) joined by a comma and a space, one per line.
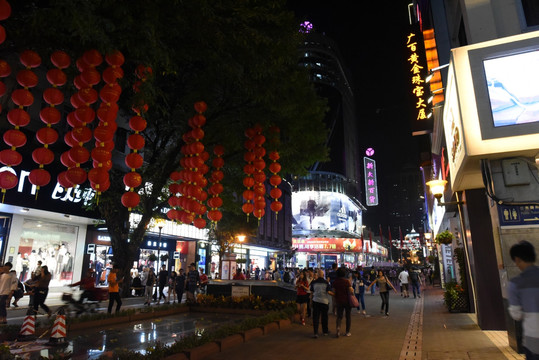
349, 293, 359, 308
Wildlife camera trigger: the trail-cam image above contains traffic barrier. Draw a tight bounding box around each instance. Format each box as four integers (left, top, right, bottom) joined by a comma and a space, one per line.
18, 309, 36, 340
47, 308, 67, 346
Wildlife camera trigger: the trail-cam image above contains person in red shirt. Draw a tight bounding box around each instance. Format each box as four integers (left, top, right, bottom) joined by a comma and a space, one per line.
232, 268, 246, 280
199, 268, 209, 294
295, 271, 310, 326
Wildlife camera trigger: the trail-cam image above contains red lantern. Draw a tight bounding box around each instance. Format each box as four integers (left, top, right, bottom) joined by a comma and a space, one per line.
64, 131, 77, 148
20, 50, 41, 68
42, 88, 64, 106
207, 209, 222, 222
0, 59, 10, 77
69, 146, 90, 164
243, 176, 255, 188
39, 107, 61, 125
105, 50, 125, 67
16, 69, 38, 88
50, 50, 71, 69
125, 153, 143, 169
121, 191, 140, 210
77, 87, 98, 104
32, 147, 54, 165
72, 126, 93, 144
269, 174, 281, 187
194, 101, 207, 113
81, 69, 101, 86
91, 147, 112, 163
270, 187, 282, 199
57, 171, 74, 189
7, 108, 31, 127
82, 49, 103, 68
11, 89, 34, 107
213, 144, 225, 156
88, 168, 109, 185
0, 25, 4, 45
269, 162, 281, 174
74, 106, 95, 124
0, 81, 5, 97
253, 158, 266, 171
270, 201, 283, 213
99, 83, 121, 103
193, 217, 206, 229
127, 133, 145, 150
268, 151, 280, 161
253, 208, 265, 219
60, 152, 76, 168
97, 104, 119, 123
91, 179, 110, 193
0, 149, 22, 166
0, 171, 18, 190
102, 66, 124, 84
123, 172, 142, 189
253, 171, 266, 183
0, 0, 11, 21
93, 126, 115, 143
28, 168, 51, 187
3, 129, 26, 148
65, 167, 87, 185
242, 202, 254, 215
46, 68, 67, 86
129, 116, 147, 132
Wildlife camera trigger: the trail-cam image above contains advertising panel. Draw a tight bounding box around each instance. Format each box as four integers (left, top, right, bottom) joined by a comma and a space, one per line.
292, 191, 362, 234
292, 237, 363, 252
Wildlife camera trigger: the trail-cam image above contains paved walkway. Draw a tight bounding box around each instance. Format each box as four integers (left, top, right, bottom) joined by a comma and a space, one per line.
205, 286, 524, 360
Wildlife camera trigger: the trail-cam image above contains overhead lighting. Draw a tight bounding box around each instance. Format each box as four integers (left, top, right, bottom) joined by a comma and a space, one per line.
425, 179, 464, 206
21, 208, 29, 213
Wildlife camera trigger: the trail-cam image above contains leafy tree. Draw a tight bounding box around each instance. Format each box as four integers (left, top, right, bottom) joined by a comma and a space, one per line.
3, 0, 328, 293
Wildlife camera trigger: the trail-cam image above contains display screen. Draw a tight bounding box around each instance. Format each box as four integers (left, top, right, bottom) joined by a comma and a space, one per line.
291, 191, 362, 234
484, 49, 539, 127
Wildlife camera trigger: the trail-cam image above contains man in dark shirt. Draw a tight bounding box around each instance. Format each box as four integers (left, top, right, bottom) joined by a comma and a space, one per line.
185, 263, 200, 303
157, 265, 168, 305
327, 263, 338, 315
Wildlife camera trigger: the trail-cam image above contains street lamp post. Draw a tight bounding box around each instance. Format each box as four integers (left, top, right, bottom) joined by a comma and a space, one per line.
155, 218, 166, 270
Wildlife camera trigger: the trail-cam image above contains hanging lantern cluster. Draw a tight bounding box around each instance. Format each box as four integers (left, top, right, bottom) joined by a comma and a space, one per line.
167, 101, 210, 228
242, 128, 256, 220
207, 143, 225, 227
0, 1, 15, 200
267, 126, 282, 217
0, 50, 41, 198
121, 64, 148, 211
28, 51, 70, 196
252, 124, 267, 221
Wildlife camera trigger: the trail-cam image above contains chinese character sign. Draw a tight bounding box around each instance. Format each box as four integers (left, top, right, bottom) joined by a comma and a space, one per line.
406, 32, 429, 122
363, 157, 378, 206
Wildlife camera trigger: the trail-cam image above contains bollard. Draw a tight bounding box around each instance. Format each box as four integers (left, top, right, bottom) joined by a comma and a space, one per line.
18, 308, 36, 340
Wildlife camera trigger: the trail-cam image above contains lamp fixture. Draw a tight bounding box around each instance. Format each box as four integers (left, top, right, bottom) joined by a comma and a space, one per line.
425, 63, 450, 83
425, 179, 464, 206
155, 217, 166, 230
21, 208, 29, 213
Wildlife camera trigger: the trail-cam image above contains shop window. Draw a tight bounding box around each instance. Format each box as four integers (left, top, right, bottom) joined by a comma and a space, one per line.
16, 219, 79, 286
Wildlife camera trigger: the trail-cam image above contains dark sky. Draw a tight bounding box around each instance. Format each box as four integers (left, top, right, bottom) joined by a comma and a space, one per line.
288, 0, 422, 169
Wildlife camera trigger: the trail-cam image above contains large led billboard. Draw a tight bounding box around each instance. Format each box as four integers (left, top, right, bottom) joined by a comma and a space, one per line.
292, 191, 362, 235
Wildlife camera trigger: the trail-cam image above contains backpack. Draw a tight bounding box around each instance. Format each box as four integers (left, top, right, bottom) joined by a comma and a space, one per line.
283, 271, 290, 283
410, 271, 419, 282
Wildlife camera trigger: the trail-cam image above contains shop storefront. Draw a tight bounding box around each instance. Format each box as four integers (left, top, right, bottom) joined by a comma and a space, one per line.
292, 237, 364, 269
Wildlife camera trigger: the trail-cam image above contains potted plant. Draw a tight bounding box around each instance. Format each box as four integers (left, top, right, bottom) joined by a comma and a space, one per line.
160, 253, 169, 262
435, 230, 454, 245
443, 281, 468, 312
148, 253, 157, 262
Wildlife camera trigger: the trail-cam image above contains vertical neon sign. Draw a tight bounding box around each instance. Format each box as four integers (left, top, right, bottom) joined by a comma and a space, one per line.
406, 32, 428, 121
364, 156, 378, 206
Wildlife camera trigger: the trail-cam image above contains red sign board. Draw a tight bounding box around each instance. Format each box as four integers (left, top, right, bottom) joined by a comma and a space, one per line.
292, 238, 363, 253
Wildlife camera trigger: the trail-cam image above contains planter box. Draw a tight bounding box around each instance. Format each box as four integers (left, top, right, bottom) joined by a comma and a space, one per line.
278, 318, 291, 329
190, 306, 268, 316
262, 322, 279, 335
242, 327, 264, 342
447, 294, 469, 313
217, 333, 244, 351
185, 341, 220, 360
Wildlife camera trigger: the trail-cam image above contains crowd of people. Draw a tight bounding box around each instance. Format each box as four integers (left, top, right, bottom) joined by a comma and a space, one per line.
283, 263, 428, 339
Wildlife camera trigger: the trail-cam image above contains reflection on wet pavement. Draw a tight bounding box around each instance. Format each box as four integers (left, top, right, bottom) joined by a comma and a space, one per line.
11, 312, 253, 359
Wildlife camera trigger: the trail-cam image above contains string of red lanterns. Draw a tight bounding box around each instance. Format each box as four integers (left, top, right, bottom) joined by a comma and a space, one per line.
121, 64, 149, 211
242, 127, 256, 220
207, 143, 225, 228
251, 124, 267, 221
0, 1, 16, 201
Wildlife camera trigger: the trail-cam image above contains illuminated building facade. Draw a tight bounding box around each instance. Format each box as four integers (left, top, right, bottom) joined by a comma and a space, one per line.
290, 23, 387, 269
411, 0, 539, 350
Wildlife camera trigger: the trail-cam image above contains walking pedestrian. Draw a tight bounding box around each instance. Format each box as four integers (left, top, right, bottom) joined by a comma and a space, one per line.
144, 267, 156, 306
352, 271, 367, 315
33, 265, 52, 317
367, 270, 398, 316
107, 265, 123, 314
185, 263, 200, 303
295, 271, 310, 326
175, 268, 185, 304
157, 264, 168, 305
0, 263, 17, 324
410, 268, 422, 298
398, 268, 410, 298
310, 269, 332, 338
167, 271, 177, 304
507, 240, 539, 360
332, 267, 353, 337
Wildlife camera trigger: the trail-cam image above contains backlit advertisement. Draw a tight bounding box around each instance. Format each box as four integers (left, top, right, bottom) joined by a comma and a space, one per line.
292, 191, 362, 234
292, 237, 363, 252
